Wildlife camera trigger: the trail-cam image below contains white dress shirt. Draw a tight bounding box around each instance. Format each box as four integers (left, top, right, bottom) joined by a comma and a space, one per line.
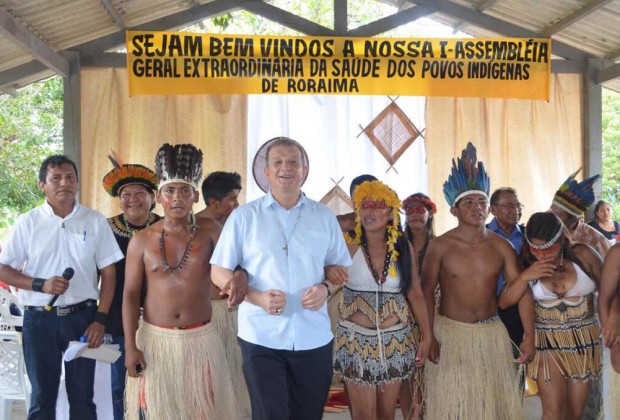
0, 201, 124, 306
211, 191, 352, 351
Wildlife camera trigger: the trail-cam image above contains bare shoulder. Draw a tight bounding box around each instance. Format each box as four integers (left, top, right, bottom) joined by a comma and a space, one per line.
604, 242, 620, 262
487, 230, 514, 251
427, 229, 455, 254
130, 222, 160, 246
572, 243, 603, 265
195, 216, 222, 240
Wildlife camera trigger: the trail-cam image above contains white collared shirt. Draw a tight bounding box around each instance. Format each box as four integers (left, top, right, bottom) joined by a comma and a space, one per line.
0, 201, 124, 306
211, 191, 352, 351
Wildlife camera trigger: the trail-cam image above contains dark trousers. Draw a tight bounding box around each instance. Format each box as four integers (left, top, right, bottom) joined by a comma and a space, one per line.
110, 335, 126, 420
22, 305, 97, 420
498, 304, 524, 354
239, 338, 333, 420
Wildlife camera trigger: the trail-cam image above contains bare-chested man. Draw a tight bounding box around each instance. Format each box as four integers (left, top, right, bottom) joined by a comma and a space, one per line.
421, 143, 530, 420
122, 144, 237, 420
598, 243, 620, 418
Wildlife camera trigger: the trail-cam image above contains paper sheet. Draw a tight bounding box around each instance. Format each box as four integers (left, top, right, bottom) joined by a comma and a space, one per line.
64, 341, 121, 363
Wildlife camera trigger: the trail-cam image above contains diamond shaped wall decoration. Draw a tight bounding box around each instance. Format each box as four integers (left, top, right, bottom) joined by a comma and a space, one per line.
362, 101, 422, 171
320, 183, 353, 216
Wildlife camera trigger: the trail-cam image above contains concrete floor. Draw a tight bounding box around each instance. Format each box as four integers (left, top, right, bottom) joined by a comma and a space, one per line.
10, 396, 543, 419
323, 396, 543, 419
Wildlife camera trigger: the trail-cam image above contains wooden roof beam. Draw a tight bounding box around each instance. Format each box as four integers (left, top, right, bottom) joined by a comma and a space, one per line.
347, 4, 437, 37
100, 0, 126, 30
241, 1, 334, 36
76, 0, 254, 56
605, 48, 620, 62
475, 0, 498, 12
0, 6, 69, 77
597, 61, 620, 84
334, 0, 348, 35
408, 0, 593, 62
0, 84, 17, 97
539, 0, 614, 37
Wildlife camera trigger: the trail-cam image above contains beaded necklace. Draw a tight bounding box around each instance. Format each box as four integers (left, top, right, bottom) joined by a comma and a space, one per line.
159, 225, 198, 273
361, 235, 393, 285
123, 213, 155, 238
551, 250, 567, 299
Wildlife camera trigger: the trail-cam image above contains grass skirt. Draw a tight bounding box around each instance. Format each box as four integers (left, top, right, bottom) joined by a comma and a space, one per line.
125, 320, 239, 420
424, 315, 523, 420
333, 319, 415, 387
212, 299, 251, 418
600, 347, 620, 420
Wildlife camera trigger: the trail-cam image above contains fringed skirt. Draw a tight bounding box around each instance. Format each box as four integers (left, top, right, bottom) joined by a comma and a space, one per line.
333, 319, 415, 387
211, 299, 251, 419
528, 298, 601, 382
424, 315, 523, 420
125, 320, 239, 420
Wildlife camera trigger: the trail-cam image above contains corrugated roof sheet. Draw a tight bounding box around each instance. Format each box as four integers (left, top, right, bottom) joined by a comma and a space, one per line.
0, 0, 619, 92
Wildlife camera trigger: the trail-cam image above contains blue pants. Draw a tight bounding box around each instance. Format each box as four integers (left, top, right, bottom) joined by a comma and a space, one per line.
110, 336, 126, 420
22, 305, 97, 420
239, 338, 333, 420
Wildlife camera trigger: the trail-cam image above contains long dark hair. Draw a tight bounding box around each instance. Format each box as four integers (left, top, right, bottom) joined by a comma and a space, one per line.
404, 193, 436, 242
521, 212, 584, 272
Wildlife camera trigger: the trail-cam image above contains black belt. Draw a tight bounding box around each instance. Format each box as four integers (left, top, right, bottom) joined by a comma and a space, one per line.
25, 299, 97, 316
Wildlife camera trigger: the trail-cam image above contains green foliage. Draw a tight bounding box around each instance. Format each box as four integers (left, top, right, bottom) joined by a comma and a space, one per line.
601, 88, 620, 219
212, 13, 233, 31
200, 0, 396, 36
0, 77, 63, 228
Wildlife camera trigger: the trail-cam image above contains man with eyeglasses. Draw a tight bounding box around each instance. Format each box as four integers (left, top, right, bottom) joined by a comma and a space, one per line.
487, 187, 529, 353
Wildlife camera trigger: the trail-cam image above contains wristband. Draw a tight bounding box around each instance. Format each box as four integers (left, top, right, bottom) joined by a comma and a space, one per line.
94, 311, 108, 325
32, 278, 45, 293
320, 282, 332, 299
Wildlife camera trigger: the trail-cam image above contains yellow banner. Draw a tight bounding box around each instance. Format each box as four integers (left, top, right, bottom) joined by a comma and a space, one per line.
126, 31, 551, 100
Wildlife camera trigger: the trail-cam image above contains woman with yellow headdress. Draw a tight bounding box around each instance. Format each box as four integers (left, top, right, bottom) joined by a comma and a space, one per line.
333, 180, 432, 419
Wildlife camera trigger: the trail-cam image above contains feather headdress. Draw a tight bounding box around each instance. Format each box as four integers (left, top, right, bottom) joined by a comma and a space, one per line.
155, 143, 203, 190
345, 181, 402, 272
402, 193, 437, 214
102, 151, 158, 197
552, 168, 600, 216
443, 142, 490, 207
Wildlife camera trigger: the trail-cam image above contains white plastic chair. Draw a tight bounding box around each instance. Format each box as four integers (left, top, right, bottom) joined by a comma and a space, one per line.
0, 331, 30, 420
0, 288, 22, 330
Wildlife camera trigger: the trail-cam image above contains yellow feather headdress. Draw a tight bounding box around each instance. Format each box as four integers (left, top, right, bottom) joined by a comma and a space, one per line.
346, 180, 402, 272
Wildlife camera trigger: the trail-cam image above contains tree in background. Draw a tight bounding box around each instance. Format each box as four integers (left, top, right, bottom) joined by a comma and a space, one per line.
602, 89, 620, 218
0, 77, 63, 232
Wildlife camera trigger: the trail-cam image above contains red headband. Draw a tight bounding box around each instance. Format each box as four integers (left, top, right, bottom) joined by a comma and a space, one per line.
402, 196, 437, 214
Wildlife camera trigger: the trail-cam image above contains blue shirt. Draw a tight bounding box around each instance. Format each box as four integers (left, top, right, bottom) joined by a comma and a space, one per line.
210, 191, 352, 351
487, 217, 523, 294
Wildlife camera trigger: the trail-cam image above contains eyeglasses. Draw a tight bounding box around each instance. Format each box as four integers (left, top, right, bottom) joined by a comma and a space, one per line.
494, 203, 524, 210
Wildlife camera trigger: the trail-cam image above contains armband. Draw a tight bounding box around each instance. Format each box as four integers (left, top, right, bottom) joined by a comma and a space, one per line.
93, 311, 108, 325
32, 278, 45, 293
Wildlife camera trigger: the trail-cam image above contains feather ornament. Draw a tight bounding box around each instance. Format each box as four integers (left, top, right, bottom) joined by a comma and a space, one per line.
443, 142, 490, 207
155, 143, 203, 190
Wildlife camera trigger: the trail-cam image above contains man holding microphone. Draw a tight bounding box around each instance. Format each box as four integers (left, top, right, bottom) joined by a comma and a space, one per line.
0, 155, 123, 419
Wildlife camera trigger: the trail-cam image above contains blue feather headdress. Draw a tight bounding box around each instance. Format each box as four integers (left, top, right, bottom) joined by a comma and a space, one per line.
552, 168, 600, 216
443, 142, 490, 207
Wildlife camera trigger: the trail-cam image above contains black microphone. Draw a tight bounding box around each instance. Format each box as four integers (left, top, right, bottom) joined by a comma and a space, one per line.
44, 267, 74, 311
